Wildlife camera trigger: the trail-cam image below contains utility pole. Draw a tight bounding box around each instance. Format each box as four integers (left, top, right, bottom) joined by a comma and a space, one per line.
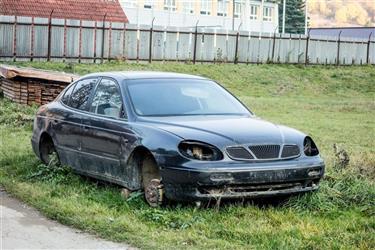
282, 0, 286, 34
304, 0, 308, 35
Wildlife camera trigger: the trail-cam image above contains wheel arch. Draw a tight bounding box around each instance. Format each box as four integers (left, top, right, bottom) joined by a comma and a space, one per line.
38, 131, 55, 164
125, 145, 160, 190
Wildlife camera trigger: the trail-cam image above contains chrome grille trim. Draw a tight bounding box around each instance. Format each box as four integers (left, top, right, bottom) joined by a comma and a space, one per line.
281, 145, 301, 158
226, 146, 254, 160
249, 145, 280, 159
225, 144, 300, 161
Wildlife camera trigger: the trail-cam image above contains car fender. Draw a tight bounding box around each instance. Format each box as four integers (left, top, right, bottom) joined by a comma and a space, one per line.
125, 123, 184, 167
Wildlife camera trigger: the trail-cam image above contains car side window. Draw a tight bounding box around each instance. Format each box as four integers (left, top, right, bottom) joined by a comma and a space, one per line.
70, 78, 98, 110
61, 84, 74, 105
90, 78, 124, 119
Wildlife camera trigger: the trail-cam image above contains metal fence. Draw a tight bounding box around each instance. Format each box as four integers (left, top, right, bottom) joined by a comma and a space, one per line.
1, 15, 374, 65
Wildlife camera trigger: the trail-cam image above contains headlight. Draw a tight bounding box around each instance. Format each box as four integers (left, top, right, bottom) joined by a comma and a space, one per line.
303, 136, 319, 156
178, 141, 223, 161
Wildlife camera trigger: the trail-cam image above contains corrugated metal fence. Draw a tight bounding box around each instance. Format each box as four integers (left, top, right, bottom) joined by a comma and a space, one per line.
1, 15, 374, 65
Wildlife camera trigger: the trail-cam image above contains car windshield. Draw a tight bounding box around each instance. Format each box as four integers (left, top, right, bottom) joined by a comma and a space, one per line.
126, 79, 251, 116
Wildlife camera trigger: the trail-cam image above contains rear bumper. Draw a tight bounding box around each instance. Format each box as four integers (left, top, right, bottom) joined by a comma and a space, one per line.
161, 161, 324, 201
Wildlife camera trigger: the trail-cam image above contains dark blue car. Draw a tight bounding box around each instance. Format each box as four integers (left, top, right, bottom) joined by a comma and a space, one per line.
31, 72, 325, 207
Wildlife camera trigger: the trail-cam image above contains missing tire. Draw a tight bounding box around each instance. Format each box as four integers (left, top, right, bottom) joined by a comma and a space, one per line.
142, 154, 164, 207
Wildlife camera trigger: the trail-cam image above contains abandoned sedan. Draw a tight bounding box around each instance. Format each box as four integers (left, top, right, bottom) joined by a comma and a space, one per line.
31, 72, 325, 206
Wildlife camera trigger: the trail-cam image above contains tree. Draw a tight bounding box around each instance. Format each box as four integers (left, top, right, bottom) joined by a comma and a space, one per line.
278, 0, 306, 34
307, 0, 375, 27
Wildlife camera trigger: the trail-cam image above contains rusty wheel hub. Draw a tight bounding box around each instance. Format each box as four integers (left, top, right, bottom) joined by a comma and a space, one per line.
145, 179, 164, 207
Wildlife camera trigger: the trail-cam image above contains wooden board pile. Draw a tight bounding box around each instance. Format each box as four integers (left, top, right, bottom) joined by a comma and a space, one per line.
0, 65, 79, 106
0, 78, 69, 105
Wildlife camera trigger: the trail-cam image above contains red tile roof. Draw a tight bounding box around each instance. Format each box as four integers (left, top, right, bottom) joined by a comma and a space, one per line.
0, 0, 128, 23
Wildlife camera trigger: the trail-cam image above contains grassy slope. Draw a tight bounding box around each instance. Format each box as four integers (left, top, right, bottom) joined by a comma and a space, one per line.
0, 62, 374, 249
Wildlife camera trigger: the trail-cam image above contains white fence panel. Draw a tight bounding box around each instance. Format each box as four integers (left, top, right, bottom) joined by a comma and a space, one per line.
0, 15, 373, 65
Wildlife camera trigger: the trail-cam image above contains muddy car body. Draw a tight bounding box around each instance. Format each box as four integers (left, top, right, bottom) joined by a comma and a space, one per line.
31, 72, 325, 206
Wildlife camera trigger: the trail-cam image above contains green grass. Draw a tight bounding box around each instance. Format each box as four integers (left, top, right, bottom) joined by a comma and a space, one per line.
1, 61, 374, 249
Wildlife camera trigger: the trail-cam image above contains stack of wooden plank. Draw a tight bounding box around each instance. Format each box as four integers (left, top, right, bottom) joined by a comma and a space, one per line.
0, 65, 79, 106
1, 78, 23, 103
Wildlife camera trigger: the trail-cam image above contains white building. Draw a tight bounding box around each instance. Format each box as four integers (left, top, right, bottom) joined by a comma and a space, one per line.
120, 0, 279, 33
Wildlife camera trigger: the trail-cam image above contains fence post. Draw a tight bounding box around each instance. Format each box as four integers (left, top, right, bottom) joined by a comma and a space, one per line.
78, 19, 82, 63
367, 32, 373, 65
193, 20, 199, 64
108, 22, 112, 61
30, 17, 34, 62
122, 23, 127, 61
246, 31, 251, 64
304, 29, 310, 65
234, 32, 239, 64
93, 21, 97, 63
336, 30, 342, 66
271, 33, 277, 63
149, 17, 155, 63
270, 25, 279, 63
47, 9, 54, 62
176, 31, 180, 61
13, 16, 17, 61
63, 19, 67, 62
234, 23, 242, 64
101, 13, 107, 64
136, 28, 140, 62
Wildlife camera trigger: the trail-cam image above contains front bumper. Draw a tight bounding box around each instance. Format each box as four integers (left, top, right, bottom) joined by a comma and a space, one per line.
161, 160, 325, 201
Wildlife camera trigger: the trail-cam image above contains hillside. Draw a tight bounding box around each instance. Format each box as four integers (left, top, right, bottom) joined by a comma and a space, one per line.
308, 0, 375, 27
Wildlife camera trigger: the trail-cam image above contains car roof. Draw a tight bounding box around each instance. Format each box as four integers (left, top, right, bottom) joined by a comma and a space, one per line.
81, 71, 207, 81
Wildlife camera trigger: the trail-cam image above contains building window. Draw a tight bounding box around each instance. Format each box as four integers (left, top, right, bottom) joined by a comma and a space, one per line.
144, 0, 153, 9
122, 0, 137, 8
217, 0, 228, 17
200, 0, 211, 15
234, 0, 243, 18
250, 5, 258, 20
183, 1, 194, 14
263, 6, 273, 21
164, 0, 177, 11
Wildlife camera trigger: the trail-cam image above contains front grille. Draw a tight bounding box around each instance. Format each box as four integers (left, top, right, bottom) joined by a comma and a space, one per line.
226, 147, 254, 160
226, 144, 301, 161
249, 145, 280, 159
281, 145, 300, 158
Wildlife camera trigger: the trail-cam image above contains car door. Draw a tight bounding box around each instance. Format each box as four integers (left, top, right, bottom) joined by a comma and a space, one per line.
80, 77, 137, 186
53, 77, 99, 170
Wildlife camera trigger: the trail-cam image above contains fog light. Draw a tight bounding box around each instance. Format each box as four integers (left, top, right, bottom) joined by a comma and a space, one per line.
307, 169, 321, 177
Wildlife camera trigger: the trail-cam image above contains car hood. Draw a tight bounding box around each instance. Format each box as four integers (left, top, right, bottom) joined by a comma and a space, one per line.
137, 115, 305, 146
